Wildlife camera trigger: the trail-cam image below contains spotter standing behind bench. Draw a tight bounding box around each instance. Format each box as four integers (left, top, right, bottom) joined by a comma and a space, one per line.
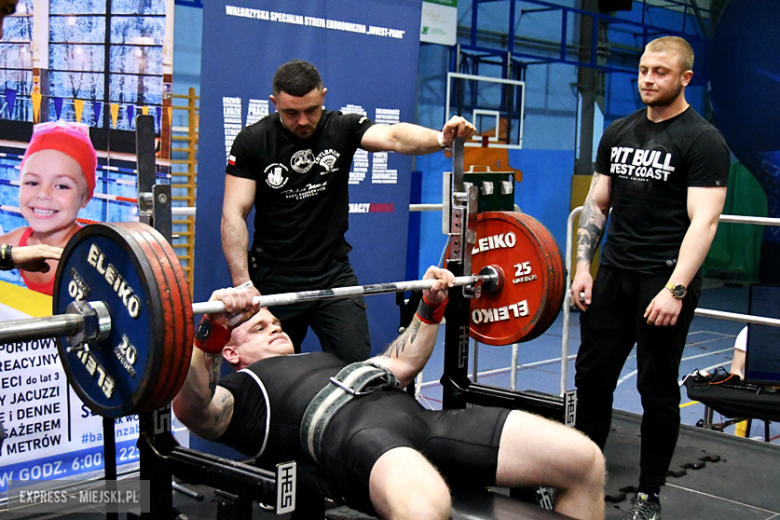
173, 266, 605, 520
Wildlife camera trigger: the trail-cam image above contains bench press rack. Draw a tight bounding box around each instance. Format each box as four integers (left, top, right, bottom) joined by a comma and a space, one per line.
437, 138, 575, 423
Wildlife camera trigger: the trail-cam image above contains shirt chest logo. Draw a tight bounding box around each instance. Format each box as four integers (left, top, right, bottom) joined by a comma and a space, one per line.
265, 163, 289, 189
291, 149, 316, 174
610, 147, 675, 182
315, 149, 340, 174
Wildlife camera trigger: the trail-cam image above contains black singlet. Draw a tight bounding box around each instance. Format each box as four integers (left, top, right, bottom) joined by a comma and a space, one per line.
216, 352, 510, 513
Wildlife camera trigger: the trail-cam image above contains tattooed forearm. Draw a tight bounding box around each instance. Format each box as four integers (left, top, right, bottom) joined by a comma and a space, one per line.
206, 354, 223, 394
576, 176, 609, 264
383, 318, 421, 359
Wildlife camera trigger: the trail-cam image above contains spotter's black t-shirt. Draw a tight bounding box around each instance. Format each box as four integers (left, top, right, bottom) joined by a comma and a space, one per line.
226, 111, 374, 272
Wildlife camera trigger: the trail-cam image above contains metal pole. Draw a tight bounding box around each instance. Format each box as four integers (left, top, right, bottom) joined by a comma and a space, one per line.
0, 314, 83, 344
560, 206, 581, 396
471, 338, 479, 382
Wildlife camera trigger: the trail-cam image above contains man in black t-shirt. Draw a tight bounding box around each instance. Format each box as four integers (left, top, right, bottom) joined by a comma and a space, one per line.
173, 266, 606, 520
221, 60, 476, 363
570, 36, 729, 520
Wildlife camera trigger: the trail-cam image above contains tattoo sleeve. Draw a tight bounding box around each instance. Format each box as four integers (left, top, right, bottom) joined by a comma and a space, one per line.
577, 173, 609, 264
383, 317, 421, 359
212, 392, 234, 432
206, 354, 223, 395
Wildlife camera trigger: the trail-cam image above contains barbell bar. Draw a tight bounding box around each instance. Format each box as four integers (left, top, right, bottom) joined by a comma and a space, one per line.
0, 270, 499, 347
194, 269, 499, 314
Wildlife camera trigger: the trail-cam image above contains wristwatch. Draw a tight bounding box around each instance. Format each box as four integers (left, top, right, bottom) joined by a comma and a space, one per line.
665, 282, 687, 300
0, 244, 14, 271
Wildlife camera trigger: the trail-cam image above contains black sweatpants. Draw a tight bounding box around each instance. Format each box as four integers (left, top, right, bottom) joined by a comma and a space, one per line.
574, 265, 701, 489
250, 257, 371, 363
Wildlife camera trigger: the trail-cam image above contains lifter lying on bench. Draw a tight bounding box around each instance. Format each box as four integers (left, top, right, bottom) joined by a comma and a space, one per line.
172, 266, 605, 520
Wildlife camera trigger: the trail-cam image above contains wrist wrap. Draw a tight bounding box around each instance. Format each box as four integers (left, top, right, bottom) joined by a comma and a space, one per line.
415, 295, 448, 324
194, 317, 231, 355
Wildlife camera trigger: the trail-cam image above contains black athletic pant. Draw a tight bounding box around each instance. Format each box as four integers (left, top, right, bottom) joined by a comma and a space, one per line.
574, 265, 701, 489
250, 256, 371, 363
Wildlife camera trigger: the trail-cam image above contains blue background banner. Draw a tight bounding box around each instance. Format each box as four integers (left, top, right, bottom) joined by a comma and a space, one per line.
195, 0, 424, 354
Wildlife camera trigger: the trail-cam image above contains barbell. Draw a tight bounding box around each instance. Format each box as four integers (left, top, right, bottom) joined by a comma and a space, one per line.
0, 214, 564, 418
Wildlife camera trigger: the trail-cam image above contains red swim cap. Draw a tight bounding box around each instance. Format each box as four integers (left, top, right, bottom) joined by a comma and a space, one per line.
20, 120, 97, 200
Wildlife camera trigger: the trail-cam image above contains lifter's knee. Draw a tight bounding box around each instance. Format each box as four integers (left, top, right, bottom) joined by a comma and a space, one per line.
398, 482, 450, 520
566, 433, 606, 491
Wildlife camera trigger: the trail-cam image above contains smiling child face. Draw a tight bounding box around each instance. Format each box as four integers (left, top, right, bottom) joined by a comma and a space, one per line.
19, 149, 89, 234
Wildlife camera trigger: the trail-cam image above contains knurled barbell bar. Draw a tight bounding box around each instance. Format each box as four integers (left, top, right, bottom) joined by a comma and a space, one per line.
0, 216, 564, 418
0, 271, 500, 346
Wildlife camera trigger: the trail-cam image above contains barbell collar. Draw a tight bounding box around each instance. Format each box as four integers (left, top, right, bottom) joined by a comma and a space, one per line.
478, 265, 502, 294
63, 300, 112, 351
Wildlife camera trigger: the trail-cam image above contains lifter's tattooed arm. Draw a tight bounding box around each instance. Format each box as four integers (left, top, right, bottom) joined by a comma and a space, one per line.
382, 319, 422, 360
173, 349, 237, 440
371, 266, 455, 388
173, 288, 257, 441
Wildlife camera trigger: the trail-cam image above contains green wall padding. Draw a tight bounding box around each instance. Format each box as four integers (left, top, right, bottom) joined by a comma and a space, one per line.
703, 162, 767, 278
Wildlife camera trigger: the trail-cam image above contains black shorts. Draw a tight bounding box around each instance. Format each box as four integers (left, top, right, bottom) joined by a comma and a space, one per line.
318, 390, 511, 513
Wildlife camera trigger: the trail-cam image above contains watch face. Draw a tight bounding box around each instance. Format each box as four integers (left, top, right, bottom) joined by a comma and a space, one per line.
672, 285, 687, 298
196, 322, 211, 338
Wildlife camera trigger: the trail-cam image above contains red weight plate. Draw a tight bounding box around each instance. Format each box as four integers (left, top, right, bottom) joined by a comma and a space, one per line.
511, 214, 565, 342
129, 223, 193, 410
115, 223, 193, 412
515, 216, 564, 315
469, 211, 558, 345
519, 216, 564, 340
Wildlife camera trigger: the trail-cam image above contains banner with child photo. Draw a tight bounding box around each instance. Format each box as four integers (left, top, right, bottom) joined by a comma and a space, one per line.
0, 0, 180, 492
